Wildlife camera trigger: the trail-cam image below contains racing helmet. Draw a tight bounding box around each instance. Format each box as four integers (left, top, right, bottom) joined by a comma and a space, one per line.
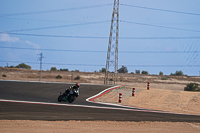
76, 83, 80, 87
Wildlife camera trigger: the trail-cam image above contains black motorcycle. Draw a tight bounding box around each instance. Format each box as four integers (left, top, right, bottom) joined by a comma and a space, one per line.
57, 88, 79, 103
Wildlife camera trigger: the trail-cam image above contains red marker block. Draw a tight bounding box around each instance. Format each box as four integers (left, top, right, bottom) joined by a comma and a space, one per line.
119, 93, 122, 103
132, 88, 135, 96
147, 82, 150, 90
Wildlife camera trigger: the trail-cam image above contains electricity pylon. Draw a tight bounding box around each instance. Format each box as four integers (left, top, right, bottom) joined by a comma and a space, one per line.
38, 53, 44, 81
104, 0, 119, 85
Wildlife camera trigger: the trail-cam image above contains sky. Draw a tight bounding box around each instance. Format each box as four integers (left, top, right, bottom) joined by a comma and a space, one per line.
0, 0, 200, 76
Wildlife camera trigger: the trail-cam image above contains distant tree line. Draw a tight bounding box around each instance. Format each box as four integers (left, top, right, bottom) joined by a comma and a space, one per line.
6, 63, 31, 69
99, 66, 186, 76
50, 67, 69, 71
170, 71, 185, 76
50, 67, 80, 72
3, 63, 187, 76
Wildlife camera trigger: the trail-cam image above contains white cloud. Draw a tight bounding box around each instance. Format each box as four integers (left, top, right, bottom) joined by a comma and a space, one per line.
25, 40, 41, 54
25, 40, 40, 49
0, 33, 20, 42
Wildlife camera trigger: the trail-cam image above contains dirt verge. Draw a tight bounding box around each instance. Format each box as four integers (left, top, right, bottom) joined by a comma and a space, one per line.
0, 120, 200, 133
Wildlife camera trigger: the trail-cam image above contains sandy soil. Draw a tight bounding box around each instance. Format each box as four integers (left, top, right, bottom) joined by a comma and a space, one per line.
1, 68, 200, 132
0, 120, 200, 133
95, 87, 200, 115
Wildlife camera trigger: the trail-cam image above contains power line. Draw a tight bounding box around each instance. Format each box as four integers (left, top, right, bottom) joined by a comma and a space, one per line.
125, 65, 200, 67
120, 51, 200, 53
120, 3, 200, 16
6, 20, 110, 32
5, 19, 199, 33
0, 17, 74, 23
0, 60, 104, 66
0, 3, 112, 17
0, 32, 108, 39
1, 46, 200, 53
0, 46, 106, 52
1, 32, 200, 39
120, 20, 200, 33
120, 36, 200, 39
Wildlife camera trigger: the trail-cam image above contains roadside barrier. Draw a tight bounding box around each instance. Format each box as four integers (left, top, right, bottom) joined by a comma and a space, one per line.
132, 88, 135, 96
119, 93, 122, 103
147, 82, 150, 90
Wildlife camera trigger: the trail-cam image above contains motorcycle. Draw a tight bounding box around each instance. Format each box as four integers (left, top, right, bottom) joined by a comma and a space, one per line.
57, 88, 79, 103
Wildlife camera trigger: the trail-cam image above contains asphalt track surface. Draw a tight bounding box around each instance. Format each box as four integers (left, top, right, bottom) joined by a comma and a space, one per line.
0, 80, 200, 122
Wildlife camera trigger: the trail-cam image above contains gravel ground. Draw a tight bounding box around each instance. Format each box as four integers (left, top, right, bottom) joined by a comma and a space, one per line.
1, 120, 200, 133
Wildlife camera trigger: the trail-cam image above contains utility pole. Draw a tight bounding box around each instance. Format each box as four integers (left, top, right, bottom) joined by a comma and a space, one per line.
104, 0, 119, 85
38, 53, 44, 81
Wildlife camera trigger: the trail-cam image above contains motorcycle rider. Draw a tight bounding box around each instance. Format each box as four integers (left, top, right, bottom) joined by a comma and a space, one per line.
64, 83, 80, 98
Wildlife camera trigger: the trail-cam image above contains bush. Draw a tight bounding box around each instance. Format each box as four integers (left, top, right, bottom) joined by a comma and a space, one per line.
15, 63, 31, 69
159, 71, 163, 76
142, 71, 148, 75
135, 70, 140, 74
56, 75, 62, 79
184, 83, 200, 91
161, 77, 168, 80
99, 68, 106, 73
170, 71, 184, 76
2, 74, 6, 77
8, 66, 15, 68
60, 68, 69, 71
109, 78, 113, 81
74, 76, 80, 80
50, 67, 57, 71
118, 66, 128, 73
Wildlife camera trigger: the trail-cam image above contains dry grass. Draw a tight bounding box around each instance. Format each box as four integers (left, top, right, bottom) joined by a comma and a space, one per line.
1, 67, 200, 86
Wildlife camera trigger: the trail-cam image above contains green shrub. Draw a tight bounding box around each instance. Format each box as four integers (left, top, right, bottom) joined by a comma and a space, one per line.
74, 76, 80, 80
99, 68, 106, 73
15, 63, 31, 69
135, 70, 140, 74
161, 77, 168, 80
170, 71, 184, 76
2, 74, 6, 77
184, 83, 200, 91
109, 78, 113, 81
142, 71, 148, 75
8, 66, 15, 68
159, 71, 163, 76
51, 67, 57, 71
56, 75, 62, 79
118, 66, 128, 73
60, 68, 69, 71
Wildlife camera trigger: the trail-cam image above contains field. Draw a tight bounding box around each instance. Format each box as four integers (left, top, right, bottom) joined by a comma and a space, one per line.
0, 67, 200, 132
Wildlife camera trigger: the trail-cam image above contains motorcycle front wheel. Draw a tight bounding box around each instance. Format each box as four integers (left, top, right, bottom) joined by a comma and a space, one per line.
57, 95, 63, 102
